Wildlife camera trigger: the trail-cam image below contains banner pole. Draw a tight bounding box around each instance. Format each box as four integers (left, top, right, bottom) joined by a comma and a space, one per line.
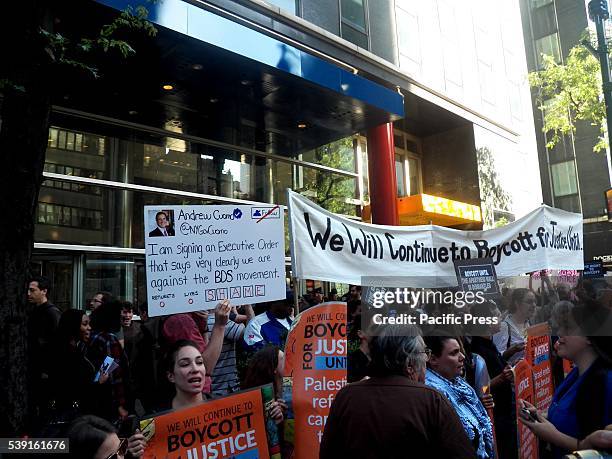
287, 189, 300, 316
292, 276, 300, 315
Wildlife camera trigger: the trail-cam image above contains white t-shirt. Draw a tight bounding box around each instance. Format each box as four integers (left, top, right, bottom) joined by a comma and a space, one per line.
493, 315, 528, 365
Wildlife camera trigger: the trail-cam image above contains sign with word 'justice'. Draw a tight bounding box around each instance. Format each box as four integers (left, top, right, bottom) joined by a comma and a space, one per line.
139, 387, 272, 459
144, 205, 285, 317
514, 360, 538, 459
526, 323, 553, 412
288, 189, 583, 286
284, 302, 348, 459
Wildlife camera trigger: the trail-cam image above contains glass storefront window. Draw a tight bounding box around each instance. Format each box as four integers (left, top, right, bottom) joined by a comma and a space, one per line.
36, 169, 356, 249
394, 131, 422, 198
395, 154, 421, 197
299, 137, 356, 173
37, 113, 365, 315
36, 180, 215, 248
84, 254, 146, 308
298, 167, 358, 215
45, 126, 357, 207
30, 254, 74, 310
395, 154, 406, 197
407, 157, 421, 196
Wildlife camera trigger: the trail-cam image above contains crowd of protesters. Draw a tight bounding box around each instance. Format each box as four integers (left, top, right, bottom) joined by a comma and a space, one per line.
23, 277, 295, 453
339, 274, 612, 459
22, 274, 612, 458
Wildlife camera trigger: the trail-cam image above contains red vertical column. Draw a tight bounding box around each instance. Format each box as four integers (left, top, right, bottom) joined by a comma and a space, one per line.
366, 122, 399, 225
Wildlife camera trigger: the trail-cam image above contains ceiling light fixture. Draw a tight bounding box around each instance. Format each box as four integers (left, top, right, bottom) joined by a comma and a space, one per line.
191, 64, 203, 70
297, 123, 307, 129
162, 84, 174, 91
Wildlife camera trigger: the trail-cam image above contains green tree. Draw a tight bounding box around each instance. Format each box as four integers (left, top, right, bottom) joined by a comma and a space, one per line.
0, 1, 155, 435
528, 44, 607, 152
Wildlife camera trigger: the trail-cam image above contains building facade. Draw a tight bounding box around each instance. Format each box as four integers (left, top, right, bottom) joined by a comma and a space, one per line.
30, 0, 542, 309
520, 0, 612, 268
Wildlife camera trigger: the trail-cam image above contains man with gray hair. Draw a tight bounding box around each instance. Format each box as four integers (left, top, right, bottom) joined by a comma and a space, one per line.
320, 324, 476, 458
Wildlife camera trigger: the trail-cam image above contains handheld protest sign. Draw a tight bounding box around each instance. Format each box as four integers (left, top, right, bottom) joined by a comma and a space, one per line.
139, 387, 271, 459
454, 257, 500, 297
144, 205, 285, 317
583, 260, 605, 278
514, 360, 538, 459
283, 302, 348, 459
526, 323, 553, 411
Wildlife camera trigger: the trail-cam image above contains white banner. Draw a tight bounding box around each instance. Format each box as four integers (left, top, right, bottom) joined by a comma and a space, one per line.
145, 205, 286, 317
287, 190, 583, 286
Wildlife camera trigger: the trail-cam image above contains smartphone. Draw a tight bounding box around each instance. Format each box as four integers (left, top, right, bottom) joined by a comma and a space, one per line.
520, 408, 538, 422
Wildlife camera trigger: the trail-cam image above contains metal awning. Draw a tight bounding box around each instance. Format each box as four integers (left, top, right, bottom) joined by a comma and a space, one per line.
84, 0, 404, 154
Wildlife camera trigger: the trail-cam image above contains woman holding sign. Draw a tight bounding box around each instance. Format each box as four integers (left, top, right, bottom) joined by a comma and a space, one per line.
124, 339, 210, 457
519, 328, 612, 459
165, 339, 209, 409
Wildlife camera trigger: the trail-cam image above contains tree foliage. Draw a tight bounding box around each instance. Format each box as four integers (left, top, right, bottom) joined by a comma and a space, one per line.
528, 44, 607, 153
40, 4, 156, 78
300, 137, 358, 215
0, 1, 155, 436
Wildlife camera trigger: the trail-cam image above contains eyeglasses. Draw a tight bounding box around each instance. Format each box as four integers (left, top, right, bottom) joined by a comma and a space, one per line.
105, 438, 128, 459
418, 348, 432, 362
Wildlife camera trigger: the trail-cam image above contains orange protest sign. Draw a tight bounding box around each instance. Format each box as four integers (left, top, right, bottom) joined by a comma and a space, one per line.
514, 360, 538, 459
284, 302, 348, 459
139, 388, 270, 459
526, 323, 554, 411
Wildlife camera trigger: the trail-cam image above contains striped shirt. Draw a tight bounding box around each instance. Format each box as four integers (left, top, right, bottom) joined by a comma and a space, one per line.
206, 316, 244, 397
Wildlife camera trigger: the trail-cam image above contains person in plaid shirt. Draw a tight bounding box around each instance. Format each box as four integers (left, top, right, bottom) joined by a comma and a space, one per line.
87, 300, 131, 422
